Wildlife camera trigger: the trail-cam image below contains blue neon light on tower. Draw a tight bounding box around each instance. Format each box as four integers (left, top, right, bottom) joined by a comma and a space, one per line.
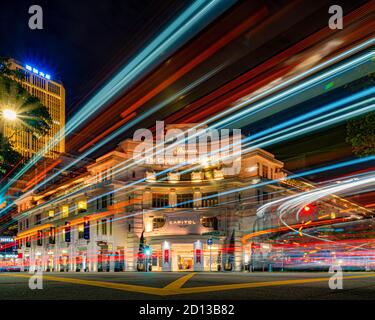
25, 64, 51, 80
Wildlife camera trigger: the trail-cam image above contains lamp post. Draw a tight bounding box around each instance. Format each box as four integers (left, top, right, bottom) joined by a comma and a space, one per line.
3, 109, 17, 121
1, 108, 17, 135
1, 109, 18, 156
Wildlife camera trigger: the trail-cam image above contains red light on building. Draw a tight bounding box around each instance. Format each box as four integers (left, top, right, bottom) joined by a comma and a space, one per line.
163, 249, 169, 264
196, 249, 202, 263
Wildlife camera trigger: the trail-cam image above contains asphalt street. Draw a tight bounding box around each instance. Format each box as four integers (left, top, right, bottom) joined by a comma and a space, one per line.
0, 271, 374, 300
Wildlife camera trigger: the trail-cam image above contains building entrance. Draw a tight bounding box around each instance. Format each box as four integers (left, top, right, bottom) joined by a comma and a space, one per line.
172, 244, 194, 271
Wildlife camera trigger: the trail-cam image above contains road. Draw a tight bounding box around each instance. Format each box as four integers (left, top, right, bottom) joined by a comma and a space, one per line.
0, 271, 374, 300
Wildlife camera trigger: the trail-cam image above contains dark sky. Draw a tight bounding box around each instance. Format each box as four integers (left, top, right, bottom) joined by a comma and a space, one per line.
0, 0, 188, 118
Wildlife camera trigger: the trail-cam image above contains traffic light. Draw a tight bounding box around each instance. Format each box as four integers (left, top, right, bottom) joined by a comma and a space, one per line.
300, 204, 317, 219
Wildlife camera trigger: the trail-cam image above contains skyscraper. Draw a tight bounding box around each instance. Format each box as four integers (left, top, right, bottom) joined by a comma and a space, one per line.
3, 59, 65, 159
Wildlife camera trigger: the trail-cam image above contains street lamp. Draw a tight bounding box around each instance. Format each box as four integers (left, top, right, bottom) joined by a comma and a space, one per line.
144, 246, 152, 272
3, 109, 17, 121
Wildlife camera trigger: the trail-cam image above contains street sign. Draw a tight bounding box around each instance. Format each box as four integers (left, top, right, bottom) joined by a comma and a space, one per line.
207, 238, 213, 246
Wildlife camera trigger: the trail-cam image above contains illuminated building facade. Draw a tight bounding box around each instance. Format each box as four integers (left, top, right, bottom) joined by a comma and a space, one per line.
13, 125, 368, 272
3, 60, 65, 159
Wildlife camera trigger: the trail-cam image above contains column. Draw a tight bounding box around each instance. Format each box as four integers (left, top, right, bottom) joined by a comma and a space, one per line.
162, 241, 171, 271
194, 240, 204, 271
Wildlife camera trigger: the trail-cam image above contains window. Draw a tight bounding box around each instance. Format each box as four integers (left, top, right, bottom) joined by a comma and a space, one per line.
26, 219, 29, 229
48, 82, 60, 95
61, 205, 69, 218
37, 230, 43, 246
109, 217, 113, 235
101, 196, 107, 209
153, 217, 166, 229
64, 222, 71, 242
262, 165, 268, 179
101, 219, 107, 235
77, 200, 87, 214
35, 214, 42, 225
78, 224, 85, 239
201, 216, 218, 230
49, 227, 56, 244
257, 190, 261, 203
48, 210, 54, 218
152, 193, 169, 208
96, 194, 113, 210
176, 194, 193, 208
84, 220, 90, 240
202, 192, 218, 207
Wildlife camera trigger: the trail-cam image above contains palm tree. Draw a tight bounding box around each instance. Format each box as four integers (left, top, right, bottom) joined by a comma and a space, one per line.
0, 57, 52, 175
0, 58, 52, 136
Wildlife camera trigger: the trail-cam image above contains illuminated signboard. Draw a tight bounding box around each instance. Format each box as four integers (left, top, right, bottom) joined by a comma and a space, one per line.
0, 237, 14, 243
25, 64, 51, 80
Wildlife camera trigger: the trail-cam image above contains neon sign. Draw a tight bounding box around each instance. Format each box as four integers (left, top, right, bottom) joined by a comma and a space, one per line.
25, 64, 51, 80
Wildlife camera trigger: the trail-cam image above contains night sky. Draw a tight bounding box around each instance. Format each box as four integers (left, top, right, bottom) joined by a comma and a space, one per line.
0, 0, 188, 118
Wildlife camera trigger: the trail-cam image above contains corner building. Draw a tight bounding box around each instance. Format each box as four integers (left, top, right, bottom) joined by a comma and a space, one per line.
14, 125, 356, 272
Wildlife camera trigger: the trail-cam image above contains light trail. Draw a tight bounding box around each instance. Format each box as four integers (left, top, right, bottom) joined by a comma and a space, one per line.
5, 38, 374, 207
2, 41, 374, 234
81, 47, 375, 191
0, 65, 226, 216
0, 0, 236, 196
4, 85, 373, 229
267, 173, 375, 249
37, 47, 375, 197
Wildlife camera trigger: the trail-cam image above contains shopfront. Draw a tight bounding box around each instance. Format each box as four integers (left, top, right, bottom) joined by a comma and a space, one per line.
148, 239, 221, 272
76, 247, 88, 272
59, 251, 69, 271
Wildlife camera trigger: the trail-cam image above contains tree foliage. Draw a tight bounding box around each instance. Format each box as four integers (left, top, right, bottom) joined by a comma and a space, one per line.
346, 112, 375, 157
0, 58, 52, 136
0, 57, 53, 176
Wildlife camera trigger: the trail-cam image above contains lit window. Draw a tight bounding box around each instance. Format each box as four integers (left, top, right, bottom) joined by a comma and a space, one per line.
77, 200, 87, 214
48, 210, 54, 218
153, 217, 166, 229
202, 192, 218, 207
201, 216, 218, 229
78, 224, 84, 239
61, 205, 69, 218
